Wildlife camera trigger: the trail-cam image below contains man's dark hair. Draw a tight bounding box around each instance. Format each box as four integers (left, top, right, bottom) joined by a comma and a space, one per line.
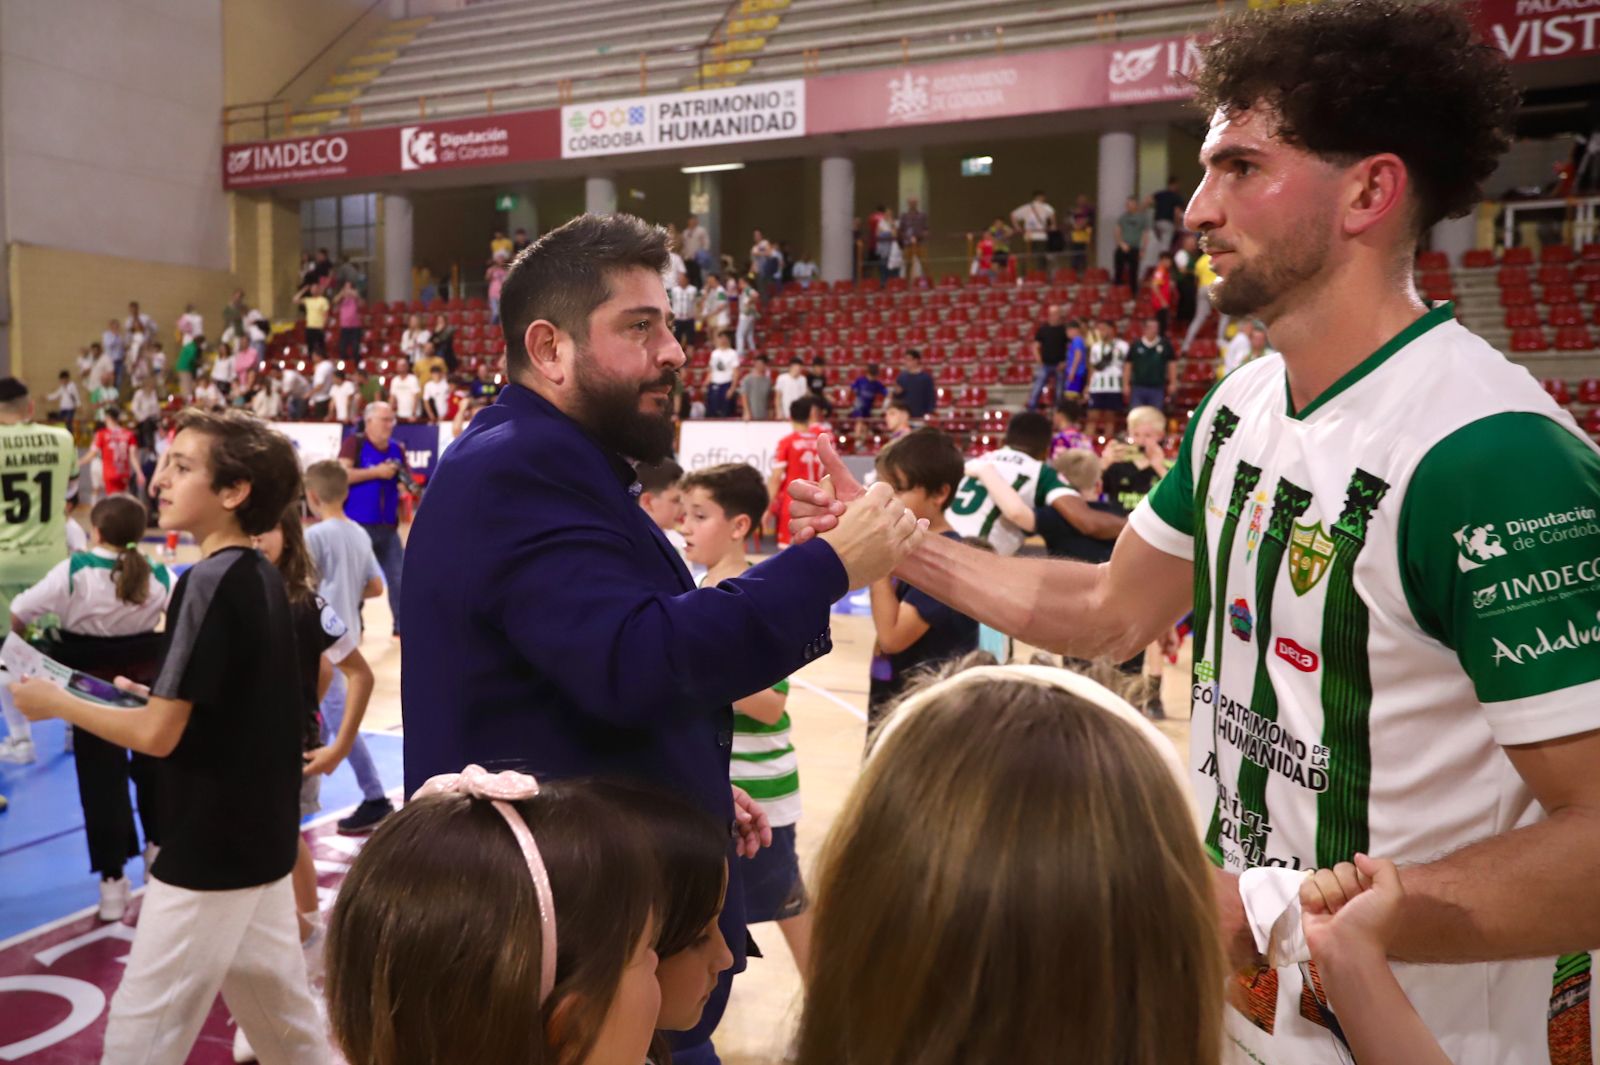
102, 407, 122, 423
1054, 397, 1086, 424
636, 457, 684, 495
1005, 411, 1053, 459
500, 213, 671, 378
174, 409, 302, 536
681, 463, 769, 530
789, 395, 817, 424
886, 399, 912, 417
906, 349, 922, 363
1192, 0, 1517, 232
876, 428, 964, 503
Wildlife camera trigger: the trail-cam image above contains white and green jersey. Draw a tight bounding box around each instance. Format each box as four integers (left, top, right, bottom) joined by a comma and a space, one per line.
1088, 338, 1128, 394
731, 679, 801, 826
0, 421, 77, 593
1129, 303, 1600, 1064
946, 446, 1077, 556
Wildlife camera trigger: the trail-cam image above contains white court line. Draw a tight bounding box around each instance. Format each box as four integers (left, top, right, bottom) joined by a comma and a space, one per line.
790, 676, 867, 722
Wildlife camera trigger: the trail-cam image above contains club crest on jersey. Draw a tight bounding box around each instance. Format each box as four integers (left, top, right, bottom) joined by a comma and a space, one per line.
1288, 522, 1337, 596
1229, 598, 1253, 641
1453, 522, 1508, 572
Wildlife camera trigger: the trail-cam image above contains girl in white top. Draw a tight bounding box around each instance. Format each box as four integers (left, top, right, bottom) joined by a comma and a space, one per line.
700, 276, 730, 335
388, 361, 423, 421
400, 315, 431, 361
9, 496, 172, 920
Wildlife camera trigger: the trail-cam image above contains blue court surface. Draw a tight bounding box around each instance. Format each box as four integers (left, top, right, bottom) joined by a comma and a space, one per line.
0, 718, 404, 942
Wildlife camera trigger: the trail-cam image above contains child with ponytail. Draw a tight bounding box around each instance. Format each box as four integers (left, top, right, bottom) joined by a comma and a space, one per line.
8, 495, 172, 920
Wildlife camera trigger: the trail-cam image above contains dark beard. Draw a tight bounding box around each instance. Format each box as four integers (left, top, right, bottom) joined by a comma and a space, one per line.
1208, 219, 1330, 319
572, 360, 677, 464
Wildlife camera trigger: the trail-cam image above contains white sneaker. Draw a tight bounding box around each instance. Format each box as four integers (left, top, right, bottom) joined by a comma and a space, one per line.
0, 736, 35, 765
98, 876, 130, 921
232, 1025, 257, 1063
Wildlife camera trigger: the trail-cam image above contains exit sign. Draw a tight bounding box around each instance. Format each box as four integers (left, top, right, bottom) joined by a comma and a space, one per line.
495, 193, 518, 211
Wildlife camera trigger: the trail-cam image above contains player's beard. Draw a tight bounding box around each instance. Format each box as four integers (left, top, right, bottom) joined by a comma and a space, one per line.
1207, 210, 1332, 319
572, 356, 677, 464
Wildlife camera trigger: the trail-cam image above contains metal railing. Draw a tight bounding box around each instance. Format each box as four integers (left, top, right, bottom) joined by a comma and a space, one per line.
222, 0, 1221, 142
1501, 195, 1600, 251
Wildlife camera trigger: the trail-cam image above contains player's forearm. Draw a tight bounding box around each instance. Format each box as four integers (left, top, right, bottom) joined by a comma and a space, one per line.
891, 533, 1128, 657
1391, 805, 1600, 962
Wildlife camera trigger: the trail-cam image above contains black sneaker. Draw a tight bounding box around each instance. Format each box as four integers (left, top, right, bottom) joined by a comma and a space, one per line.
337, 798, 394, 835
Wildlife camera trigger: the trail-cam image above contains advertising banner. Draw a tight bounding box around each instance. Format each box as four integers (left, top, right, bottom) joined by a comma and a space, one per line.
559, 80, 805, 158
678, 420, 794, 479
272, 422, 344, 468
1476, 0, 1600, 61
222, 109, 561, 190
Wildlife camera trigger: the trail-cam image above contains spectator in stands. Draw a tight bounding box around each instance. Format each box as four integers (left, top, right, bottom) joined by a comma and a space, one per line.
758, 239, 784, 297
490, 230, 514, 260
328, 369, 358, 425
192, 374, 223, 412
239, 307, 268, 394
1085, 319, 1128, 441
249, 372, 282, 420
174, 334, 200, 399
1223, 322, 1274, 374
280, 362, 311, 420
221, 289, 246, 345
669, 272, 699, 348
335, 254, 363, 294
1150, 177, 1185, 252
884, 399, 912, 442
1050, 397, 1094, 458
310, 247, 333, 287
707, 331, 739, 418
1114, 196, 1147, 290
1029, 305, 1069, 410
791, 252, 817, 288
309, 352, 336, 420
1011, 191, 1057, 276
299, 284, 330, 357
86, 342, 117, 405
898, 198, 929, 281
1172, 233, 1200, 325
512, 227, 531, 256
739, 356, 773, 421
665, 224, 687, 290
486, 251, 510, 325
850, 363, 888, 432
389, 358, 422, 422
805, 354, 829, 402
340, 402, 410, 639
298, 252, 319, 292
423, 364, 451, 423
682, 214, 711, 287
1183, 251, 1227, 353
775, 357, 810, 419
1147, 252, 1176, 335
874, 209, 899, 282
400, 314, 430, 362
1124, 317, 1177, 413
894, 350, 937, 420
750, 229, 773, 280
700, 274, 729, 337
47, 370, 81, 432
101, 319, 126, 393
357, 367, 385, 420
429, 314, 458, 373
125, 301, 156, 343
176, 304, 203, 350
735, 278, 760, 355
414, 340, 447, 384
335, 280, 364, 363
209, 341, 237, 401
471, 362, 500, 402
1068, 194, 1095, 273
131, 378, 161, 444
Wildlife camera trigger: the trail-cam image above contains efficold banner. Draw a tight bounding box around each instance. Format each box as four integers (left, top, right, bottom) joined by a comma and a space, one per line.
560, 80, 805, 158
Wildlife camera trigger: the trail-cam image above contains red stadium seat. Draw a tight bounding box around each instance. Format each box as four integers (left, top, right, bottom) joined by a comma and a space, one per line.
1500, 287, 1534, 308
1542, 378, 1573, 405
1504, 306, 1541, 329
1555, 327, 1595, 352
1497, 265, 1530, 288
1416, 250, 1448, 271
1578, 378, 1600, 404
1583, 243, 1600, 261
1544, 284, 1578, 306
1462, 249, 1496, 268
1541, 244, 1575, 264
1537, 264, 1572, 286
1550, 304, 1585, 327
1511, 328, 1549, 352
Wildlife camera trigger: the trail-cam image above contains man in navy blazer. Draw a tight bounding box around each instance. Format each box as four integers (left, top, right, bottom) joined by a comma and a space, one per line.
401, 213, 923, 1063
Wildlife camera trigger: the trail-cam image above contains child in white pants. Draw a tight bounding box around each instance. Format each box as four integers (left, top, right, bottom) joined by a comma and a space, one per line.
9, 410, 327, 1065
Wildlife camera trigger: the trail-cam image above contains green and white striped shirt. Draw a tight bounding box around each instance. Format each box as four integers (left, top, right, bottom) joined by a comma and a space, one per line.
731, 678, 800, 827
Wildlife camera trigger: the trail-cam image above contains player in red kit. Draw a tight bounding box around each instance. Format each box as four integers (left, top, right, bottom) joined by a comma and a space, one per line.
767, 395, 825, 547
82, 407, 144, 499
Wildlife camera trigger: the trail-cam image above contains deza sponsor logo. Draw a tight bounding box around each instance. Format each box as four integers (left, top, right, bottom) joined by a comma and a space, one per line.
1485, 0, 1600, 60
228, 135, 350, 176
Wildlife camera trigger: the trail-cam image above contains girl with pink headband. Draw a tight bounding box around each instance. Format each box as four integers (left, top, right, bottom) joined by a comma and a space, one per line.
325, 766, 663, 1065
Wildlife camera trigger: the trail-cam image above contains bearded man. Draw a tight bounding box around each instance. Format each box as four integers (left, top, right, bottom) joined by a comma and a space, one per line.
401, 213, 922, 1065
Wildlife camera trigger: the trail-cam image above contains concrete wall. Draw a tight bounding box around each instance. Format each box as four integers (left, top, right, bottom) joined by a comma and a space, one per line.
224, 0, 383, 112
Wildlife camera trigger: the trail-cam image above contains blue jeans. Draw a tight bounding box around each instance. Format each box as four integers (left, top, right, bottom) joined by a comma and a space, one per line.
361, 523, 405, 636
1128, 384, 1168, 412
321, 668, 386, 803
1028, 363, 1064, 409
706, 382, 732, 418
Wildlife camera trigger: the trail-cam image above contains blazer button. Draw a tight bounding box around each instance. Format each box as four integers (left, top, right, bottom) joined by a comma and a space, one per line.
717, 728, 732, 748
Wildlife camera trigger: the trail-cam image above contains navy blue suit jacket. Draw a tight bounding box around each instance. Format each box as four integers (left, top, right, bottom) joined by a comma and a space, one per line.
400, 383, 847, 973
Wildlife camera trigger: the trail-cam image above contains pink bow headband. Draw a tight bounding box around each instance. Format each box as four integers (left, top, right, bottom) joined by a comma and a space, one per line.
415, 765, 558, 1003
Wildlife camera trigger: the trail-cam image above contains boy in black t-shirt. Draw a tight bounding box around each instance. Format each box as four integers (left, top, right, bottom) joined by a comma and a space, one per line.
865, 429, 979, 742
8, 409, 327, 1064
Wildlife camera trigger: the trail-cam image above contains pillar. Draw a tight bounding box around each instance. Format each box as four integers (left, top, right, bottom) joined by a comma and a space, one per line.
383, 193, 413, 305
585, 175, 617, 216
898, 146, 927, 213
505, 182, 538, 239
1430, 213, 1478, 265
1096, 129, 1137, 271
1137, 123, 1170, 201
689, 172, 722, 265
820, 155, 855, 283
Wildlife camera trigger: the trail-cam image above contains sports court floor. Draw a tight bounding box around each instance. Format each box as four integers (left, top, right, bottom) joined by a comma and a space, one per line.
0, 543, 1193, 1064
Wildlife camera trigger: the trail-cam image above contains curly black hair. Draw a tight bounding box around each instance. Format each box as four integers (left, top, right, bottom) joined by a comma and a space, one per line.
1192, 0, 1519, 231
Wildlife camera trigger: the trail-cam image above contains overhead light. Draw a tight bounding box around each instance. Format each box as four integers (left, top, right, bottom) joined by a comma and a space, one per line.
680, 162, 746, 174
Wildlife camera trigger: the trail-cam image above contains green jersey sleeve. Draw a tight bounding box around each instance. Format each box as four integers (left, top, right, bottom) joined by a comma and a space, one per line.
1034, 464, 1077, 506
1399, 412, 1600, 745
